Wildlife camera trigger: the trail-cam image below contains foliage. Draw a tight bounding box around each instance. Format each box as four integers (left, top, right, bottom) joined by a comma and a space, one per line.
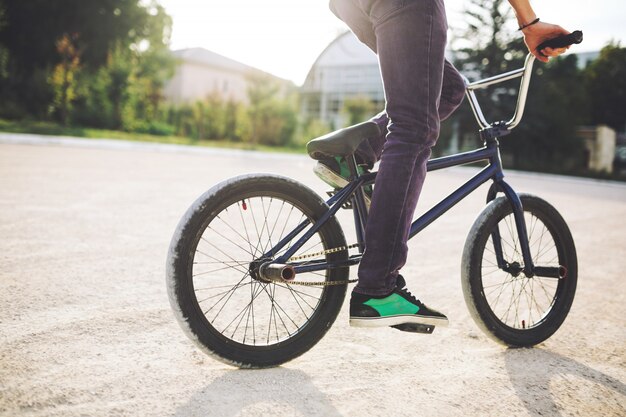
584, 42, 626, 132
49, 34, 81, 125
245, 73, 298, 146
0, 117, 309, 157
223, 99, 248, 142
448, 0, 523, 157
453, 0, 523, 78
342, 96, 377, 126
0, 3, 7, 80
0, 0, 166, 71
0, 0, 621, 170
503, 55, 587, 172
449, 0, 590, 174
157, 80, 299, 148
294, 118, 331, 148
0, 0, 175, 126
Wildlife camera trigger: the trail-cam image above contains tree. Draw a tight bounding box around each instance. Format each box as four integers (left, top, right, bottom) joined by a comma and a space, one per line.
0, 3, 7, 80
0, 0, 161, 72
342, 96, 376, 126
504, 55, 587, 172
245, 73, 298, 146
190, 96, 227, 141
49, 34, 81, 125
0, 0, 174, 122
448, 0, 587, 173
448, 0, 527, 154
223, 99, 247, 142
131, 3, 175, 122
453, 0, 523, 78
584, 43, 626, 132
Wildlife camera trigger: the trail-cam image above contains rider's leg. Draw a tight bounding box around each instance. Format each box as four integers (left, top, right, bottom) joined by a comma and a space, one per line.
330, 0, 466, 167
355, 62, 466, 166
351, 0, 448, 296
329, 0, 462, 328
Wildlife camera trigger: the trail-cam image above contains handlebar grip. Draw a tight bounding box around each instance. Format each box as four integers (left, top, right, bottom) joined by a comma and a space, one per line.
536, 30, 583, 53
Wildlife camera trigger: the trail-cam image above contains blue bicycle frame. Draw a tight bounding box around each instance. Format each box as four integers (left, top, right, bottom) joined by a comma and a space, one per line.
265, 54, 547, 280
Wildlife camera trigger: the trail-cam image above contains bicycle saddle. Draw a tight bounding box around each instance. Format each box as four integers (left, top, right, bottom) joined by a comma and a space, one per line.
306, 121, 381, 160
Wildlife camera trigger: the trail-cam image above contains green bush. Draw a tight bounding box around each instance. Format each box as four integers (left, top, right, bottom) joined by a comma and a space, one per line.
130, 120, 176, 136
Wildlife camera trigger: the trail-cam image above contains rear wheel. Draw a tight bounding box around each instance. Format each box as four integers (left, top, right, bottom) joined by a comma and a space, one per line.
462, 194, 577, 346
166, 174, 349, 368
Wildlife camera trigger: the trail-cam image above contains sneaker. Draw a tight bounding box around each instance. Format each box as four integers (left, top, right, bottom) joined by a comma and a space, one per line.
313, 156, 372, 204
349, 275, 449, 328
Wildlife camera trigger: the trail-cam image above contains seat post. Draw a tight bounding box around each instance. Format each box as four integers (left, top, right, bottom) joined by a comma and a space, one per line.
345, 154, 360, 179
346, 154, 368, 251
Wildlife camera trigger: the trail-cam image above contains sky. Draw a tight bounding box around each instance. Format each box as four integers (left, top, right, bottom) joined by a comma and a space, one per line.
157, 0, 625, 86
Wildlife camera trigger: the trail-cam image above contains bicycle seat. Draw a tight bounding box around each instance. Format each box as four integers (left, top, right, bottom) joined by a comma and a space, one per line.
306, 121, 381, 160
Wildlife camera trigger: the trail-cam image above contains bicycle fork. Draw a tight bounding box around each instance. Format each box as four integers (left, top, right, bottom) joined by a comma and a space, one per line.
486, 180, 565, 279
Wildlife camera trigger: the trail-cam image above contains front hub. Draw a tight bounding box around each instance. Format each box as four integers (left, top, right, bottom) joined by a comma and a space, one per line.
505, 261, 523, 277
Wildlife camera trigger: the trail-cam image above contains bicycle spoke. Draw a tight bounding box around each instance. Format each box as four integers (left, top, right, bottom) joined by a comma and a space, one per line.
478, 204, 568, 331
237, 200, 257, 257
258, 283, 300, 330
186, 190, 341, 348
223, 281, 265, 337
206, 226, 254, 260
201, 274, 251, 316
195, 248, 249, 271
259, 196, 274, 254
273, 282, 323, 300
193, 263, 251, 277
246, 198, 265, 258
198, 238, 250, 275
196, 281, 253, 303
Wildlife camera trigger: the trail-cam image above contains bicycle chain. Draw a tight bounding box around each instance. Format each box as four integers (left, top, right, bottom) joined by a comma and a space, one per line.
280, 277, 358, 287
279, 243, 360, 286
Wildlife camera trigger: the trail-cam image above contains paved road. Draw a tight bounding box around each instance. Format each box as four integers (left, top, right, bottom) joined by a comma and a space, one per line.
1, 134, 625, 417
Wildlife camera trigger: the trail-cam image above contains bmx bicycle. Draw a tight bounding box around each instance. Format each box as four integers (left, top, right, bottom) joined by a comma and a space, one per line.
166, 33, 582, 368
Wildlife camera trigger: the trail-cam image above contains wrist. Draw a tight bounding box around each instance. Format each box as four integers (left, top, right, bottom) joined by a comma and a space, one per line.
518, 17, 540, 31
510, 0, 537, 29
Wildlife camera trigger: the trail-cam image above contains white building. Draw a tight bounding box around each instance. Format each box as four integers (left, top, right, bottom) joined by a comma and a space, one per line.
578, 125, 617, 174
163, 48, 292, 105
300, 31, 384, 129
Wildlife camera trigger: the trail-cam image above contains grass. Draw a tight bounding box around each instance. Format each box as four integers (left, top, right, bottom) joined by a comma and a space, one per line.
0, 119, 307, 155
2, 118, 624, 182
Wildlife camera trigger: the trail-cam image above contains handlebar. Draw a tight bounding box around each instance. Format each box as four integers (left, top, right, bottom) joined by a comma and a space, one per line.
536, 30, 583, 54
462, 31, 583, 132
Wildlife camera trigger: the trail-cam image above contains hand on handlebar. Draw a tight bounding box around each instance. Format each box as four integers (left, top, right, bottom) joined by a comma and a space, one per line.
521, 21, 570, 63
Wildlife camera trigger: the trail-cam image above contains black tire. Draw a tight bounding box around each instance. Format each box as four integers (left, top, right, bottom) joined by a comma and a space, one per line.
462, 194, 577, 346
166, 174, 349, 368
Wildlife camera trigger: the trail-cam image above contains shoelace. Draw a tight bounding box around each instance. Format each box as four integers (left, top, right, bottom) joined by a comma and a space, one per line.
396, 286, 424, 307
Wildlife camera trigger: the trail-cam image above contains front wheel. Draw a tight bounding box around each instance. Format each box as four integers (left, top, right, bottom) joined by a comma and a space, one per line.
462, 194, 577, 346
166, 174, 349, 368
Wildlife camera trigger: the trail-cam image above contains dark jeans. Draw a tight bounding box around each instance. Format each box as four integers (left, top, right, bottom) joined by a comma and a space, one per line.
329, 0, 466, 295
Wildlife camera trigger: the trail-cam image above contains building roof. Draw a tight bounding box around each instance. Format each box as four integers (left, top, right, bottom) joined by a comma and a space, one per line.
302, 31, 380, 91
172, 47, 292, 85
172, 48, 254, 73
312, 31, 378, 68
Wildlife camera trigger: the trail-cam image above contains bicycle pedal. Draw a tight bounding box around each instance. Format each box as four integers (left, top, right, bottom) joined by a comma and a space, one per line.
391, 323, 435, 334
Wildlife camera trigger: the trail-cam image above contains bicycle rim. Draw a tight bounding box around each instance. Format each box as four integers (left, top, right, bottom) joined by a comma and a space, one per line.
481, 208, 566, 330
189, 193, 337, 347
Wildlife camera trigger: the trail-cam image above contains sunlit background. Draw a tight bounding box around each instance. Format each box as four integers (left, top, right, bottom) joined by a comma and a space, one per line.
0, 0, 624, 177
158, 0, 625, 84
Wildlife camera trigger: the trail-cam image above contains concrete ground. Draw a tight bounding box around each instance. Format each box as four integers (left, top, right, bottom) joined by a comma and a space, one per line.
1, 133, 625, 417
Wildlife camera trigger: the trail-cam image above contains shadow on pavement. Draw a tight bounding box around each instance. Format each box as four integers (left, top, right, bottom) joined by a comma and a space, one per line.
173, 367, 343, 417
504, 347, 626, 417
